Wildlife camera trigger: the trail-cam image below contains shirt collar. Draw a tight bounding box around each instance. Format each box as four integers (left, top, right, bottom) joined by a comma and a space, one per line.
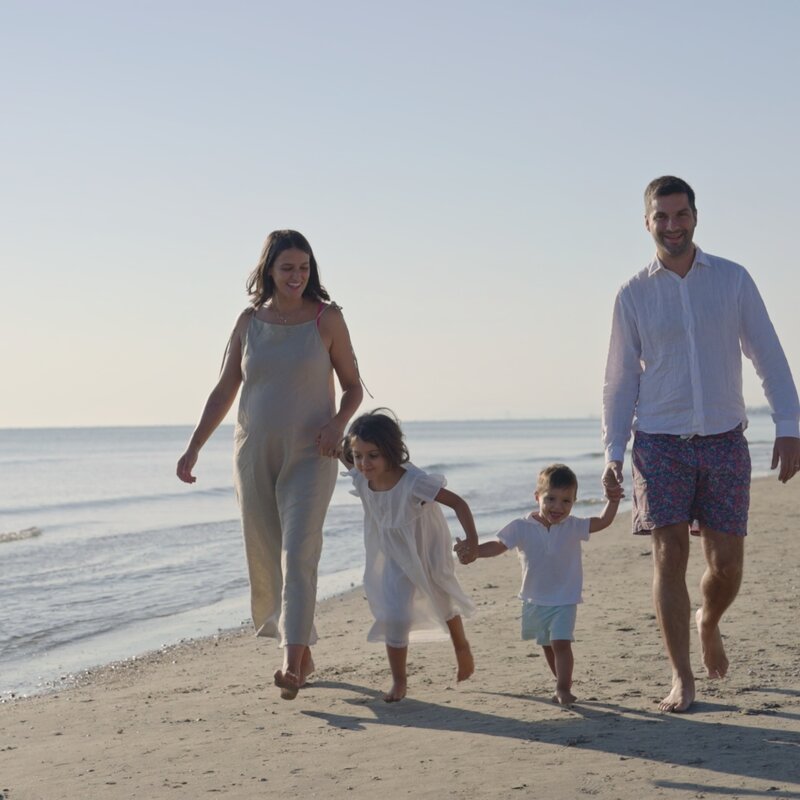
647, 245, 708, 277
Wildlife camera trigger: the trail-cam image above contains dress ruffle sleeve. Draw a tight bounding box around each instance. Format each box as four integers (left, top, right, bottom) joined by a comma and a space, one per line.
409, 468, 446, 506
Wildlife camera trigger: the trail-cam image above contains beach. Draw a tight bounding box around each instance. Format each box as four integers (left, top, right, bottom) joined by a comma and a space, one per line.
1, 476, 798, 799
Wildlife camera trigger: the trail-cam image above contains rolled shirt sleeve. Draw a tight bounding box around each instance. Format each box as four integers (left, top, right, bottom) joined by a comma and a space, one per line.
602, 287, 642, 463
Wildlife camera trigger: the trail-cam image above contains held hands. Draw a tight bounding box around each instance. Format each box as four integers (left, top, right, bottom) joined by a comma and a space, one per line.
454, 537, 477, 565
772, 436, 800, 483
602, 461, 624, 500
176, 449, 199, 484
316, 418, 346, 459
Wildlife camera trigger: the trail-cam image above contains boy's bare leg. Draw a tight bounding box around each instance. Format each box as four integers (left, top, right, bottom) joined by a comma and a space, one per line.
697, 528, 744, 678
446, 615, 474, 682
542, 645, 557, 678
652, 525, 695, 712
384, 645, 408, 702
550, 639, 576, 706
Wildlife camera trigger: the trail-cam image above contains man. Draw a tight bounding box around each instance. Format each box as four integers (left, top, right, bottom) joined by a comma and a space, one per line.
602, 176, 800, 712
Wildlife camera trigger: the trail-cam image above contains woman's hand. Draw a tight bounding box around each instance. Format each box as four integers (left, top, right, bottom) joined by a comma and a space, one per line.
316, 419, 345, 459
176, 448, 199, 483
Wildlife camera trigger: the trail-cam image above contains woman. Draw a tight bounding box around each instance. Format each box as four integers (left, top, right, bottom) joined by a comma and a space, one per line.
177, 230, 363, 699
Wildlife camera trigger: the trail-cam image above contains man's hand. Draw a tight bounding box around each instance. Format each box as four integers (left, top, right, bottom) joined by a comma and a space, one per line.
771, 436, 800, 483
602, 461, 624, 491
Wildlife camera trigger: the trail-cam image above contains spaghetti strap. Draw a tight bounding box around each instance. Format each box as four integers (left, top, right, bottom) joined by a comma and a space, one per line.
316, 301, 373, 398
220, 308, 254, 374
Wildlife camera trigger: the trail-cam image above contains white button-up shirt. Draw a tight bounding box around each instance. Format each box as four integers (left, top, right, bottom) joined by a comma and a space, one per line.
602, 247, 800, 463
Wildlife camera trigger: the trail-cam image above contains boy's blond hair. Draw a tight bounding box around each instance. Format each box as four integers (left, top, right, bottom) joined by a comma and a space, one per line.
536, 463, 578, 496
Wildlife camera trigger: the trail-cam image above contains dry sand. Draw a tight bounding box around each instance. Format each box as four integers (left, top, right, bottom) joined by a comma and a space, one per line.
1, 477, 799, 799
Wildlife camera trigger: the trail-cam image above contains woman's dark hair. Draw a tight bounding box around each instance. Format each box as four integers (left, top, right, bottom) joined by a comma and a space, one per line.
344, 408, 410, 469
246, 229, 330, 308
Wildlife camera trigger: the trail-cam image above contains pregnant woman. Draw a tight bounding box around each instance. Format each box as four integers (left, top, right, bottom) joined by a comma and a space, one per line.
177, 229, 363, 699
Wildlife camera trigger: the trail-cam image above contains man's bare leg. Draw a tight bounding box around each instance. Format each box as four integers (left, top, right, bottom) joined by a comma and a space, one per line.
652, 524, 695, 712
446, 615, 474, 682
697, 527, 744, 678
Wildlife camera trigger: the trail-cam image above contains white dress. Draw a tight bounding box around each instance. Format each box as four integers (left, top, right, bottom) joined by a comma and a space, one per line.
346, 463, 475, 647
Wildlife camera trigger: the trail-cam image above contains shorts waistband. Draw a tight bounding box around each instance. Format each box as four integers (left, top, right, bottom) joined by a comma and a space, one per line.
678, 424, 743, 441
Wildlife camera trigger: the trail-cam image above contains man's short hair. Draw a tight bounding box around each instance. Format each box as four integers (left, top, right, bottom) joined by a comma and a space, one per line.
644, 176, 697, 214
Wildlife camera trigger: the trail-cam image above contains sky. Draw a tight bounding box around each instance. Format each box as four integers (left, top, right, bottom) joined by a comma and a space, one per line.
2, 0, 799, 428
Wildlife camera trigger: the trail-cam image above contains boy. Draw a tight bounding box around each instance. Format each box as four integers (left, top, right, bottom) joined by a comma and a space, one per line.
456, 464, 622, 706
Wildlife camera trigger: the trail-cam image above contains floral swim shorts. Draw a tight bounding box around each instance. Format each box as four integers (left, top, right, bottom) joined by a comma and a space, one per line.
631, 427, 751, 536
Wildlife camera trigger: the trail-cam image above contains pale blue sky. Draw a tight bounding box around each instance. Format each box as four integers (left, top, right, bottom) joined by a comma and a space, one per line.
2, 1, 799, 427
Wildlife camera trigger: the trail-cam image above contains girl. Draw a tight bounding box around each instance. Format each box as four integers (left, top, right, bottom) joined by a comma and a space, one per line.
342, 409, 478, 702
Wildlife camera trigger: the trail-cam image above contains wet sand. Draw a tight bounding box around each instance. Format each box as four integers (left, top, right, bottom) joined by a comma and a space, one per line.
1, 477, 798, 799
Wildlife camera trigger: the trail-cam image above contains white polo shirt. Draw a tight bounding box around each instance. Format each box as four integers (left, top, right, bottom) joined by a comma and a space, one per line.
497, 515, 590, 606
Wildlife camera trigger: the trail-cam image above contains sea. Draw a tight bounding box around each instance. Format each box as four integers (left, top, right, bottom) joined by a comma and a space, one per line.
0, 414, 778, 698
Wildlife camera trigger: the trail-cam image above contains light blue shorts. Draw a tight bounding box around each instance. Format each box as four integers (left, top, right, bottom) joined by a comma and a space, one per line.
521, 602, 577, 645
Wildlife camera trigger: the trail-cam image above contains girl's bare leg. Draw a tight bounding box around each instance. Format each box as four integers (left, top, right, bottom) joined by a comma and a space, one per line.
385, 645, 408, 702
550, 639, 576, 706
446, 615, 474, 682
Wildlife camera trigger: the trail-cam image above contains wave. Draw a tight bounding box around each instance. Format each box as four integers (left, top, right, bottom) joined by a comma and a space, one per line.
420, 461, 481, 473
0, 485, 234, 516
520, 451, 605, 463
0, 526, 42, 544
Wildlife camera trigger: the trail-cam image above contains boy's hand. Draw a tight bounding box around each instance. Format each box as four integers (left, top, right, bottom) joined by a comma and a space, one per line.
453, 537, 477, 564
604, 482, 624, 501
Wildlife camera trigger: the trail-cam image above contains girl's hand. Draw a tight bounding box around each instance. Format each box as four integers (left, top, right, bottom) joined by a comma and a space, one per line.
453, 537, 477, 565
316, 419, 346, 459
177, 449, 199, 484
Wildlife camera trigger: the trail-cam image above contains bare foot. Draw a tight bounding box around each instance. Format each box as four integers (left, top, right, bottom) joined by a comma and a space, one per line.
299, 650, 316, 687
695, 608, 729, 678
383, 680, 407, 702
552, 687, 577, 707
273, 669, 300, 701
455, 643, 474, 682
658, 674, 695, 712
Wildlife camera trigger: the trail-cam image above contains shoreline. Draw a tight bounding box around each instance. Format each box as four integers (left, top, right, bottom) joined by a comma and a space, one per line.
0, 417, 780, 704
2, 466, 779, 702
2, 477, 798, 799
0, 566, 365, 702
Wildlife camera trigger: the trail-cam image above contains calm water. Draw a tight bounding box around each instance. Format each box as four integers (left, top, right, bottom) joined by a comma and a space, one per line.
0, 415, 777, 697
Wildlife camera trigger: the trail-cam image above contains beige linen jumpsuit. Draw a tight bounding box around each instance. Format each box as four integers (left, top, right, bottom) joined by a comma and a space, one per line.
234, 311, 337, 647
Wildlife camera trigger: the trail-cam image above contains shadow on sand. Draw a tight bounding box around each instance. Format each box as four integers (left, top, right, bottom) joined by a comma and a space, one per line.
305, 680, 800, 798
